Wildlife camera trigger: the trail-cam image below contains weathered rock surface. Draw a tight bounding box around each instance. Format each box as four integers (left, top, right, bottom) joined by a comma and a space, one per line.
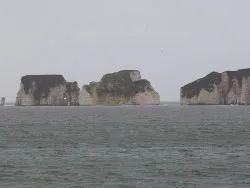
16, 75, 80, 106
79, 70, 160, 105
180, 68, 250, 105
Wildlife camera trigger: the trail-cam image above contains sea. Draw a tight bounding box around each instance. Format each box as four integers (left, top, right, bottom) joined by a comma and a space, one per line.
0, 102, 250, 188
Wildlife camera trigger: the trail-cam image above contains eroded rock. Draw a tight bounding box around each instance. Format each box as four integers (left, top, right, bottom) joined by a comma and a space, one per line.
180, 68, 250, 105
79, 70, 160, 105
16, 75, 80, 106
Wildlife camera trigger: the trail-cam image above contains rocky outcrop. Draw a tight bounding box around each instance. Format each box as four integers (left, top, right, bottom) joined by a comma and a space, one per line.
79, 70, 160, 105
15, 75, 80, 106
180, 68, 250, 105
1, 97, 5, 106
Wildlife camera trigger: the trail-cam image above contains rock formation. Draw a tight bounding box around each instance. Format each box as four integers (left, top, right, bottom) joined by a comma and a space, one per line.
1, 97, 5, 106
15, 75, 80, 106
180, 68, 250, 105
79, 70, 160, 105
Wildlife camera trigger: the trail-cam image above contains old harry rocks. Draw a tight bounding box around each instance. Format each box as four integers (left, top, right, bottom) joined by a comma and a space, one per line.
79, 70, 160, 105
16, 75, 80, 106
15, 70, 160, 106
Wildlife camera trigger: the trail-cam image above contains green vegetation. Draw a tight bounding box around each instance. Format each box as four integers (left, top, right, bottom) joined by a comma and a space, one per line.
226, 68, 250, 89
84, 70, 152, 98
21, 75, 66, 101
20, 75, 80, 105
96, 70, 135, 97
181, 71, 221, 98
181, 68, 250, 99
84, 82, 98, 95
133, 79, 152, 93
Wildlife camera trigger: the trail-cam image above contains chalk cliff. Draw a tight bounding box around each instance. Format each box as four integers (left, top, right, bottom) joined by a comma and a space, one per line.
79, 70, 160, 105
180, 68, 250, 105
15, 75, 80, 106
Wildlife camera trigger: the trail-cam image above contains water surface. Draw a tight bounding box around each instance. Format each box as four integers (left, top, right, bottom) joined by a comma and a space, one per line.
0, 104, 250, 187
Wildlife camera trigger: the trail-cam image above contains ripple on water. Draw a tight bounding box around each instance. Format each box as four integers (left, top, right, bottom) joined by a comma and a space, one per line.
1, 105, 250, 187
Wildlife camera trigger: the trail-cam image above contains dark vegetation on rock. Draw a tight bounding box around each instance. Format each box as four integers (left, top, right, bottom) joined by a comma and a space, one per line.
18, 70, 158, 106
96, 70, 134, 97
66, 81, 79, 93
84, 82, 98, 95
20, 75, 80, 105
181, 71, 222, 98
133, 79, 152, 93
21, 75, 66, 101
84, 70, 152, 98
181, 68, 250, 99
226, 68, 250, 90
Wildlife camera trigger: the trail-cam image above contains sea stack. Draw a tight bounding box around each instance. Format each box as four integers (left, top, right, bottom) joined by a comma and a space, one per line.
79, 70, 160, 105
15, 75, 80, 106
15, 70, 160, 106
180, 68, 250, 105
1, 97, 5, 106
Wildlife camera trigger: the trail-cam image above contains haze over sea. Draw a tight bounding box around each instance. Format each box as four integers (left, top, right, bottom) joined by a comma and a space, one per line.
0, 102, 250, 187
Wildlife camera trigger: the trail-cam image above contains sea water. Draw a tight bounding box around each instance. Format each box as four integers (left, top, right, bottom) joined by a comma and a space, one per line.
0, 104, 250, 187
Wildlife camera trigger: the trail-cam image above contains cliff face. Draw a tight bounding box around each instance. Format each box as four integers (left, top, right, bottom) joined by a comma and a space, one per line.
180, 68, 250, 105
16, 75, 80, 106
79, 70, 160, 105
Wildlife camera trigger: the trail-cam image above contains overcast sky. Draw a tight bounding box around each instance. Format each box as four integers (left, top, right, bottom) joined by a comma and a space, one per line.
1, 0, 250, 102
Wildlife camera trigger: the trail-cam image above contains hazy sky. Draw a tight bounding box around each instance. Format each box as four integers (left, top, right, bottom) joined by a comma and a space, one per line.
1, 0, 250, 102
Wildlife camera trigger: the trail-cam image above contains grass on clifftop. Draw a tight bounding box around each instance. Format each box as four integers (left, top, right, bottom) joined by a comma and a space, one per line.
84, 70, 152, 98
181, 68, 250, 99
21, 75, 66, 100
181, 71, 221, 98
96, 71, 134, 97
226, 68, 250, 89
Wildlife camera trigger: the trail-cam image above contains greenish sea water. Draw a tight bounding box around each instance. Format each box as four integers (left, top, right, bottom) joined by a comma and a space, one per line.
0, 104, 250, 187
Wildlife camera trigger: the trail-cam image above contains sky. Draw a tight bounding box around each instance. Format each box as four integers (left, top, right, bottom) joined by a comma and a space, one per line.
1, 0, 250, 102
